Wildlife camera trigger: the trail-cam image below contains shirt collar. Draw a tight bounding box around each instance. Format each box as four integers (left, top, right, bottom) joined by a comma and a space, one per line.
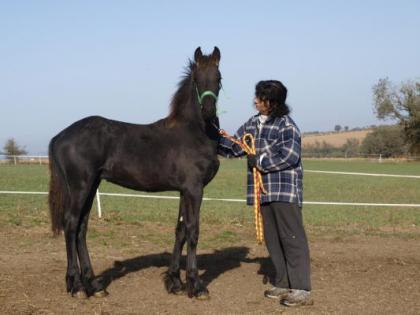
254, 113, 276, 124
259, 114, 269, 124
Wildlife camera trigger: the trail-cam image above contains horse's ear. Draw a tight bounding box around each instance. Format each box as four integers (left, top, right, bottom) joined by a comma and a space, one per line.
211, 46, 221, 66
194, 47, 203, 65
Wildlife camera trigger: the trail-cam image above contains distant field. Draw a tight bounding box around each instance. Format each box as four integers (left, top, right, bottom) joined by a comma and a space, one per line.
302, 129, 372, 147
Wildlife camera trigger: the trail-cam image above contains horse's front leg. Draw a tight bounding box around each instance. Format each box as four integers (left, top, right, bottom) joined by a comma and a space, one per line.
165, 194, 187, 294
184, 187, 208, 299
63, 189, 90, 298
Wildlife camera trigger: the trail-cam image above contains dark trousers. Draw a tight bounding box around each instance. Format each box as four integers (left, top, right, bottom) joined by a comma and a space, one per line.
261, 202, 311, 291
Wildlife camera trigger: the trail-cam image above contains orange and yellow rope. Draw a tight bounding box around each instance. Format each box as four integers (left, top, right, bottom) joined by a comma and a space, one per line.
219, 130, 267, 244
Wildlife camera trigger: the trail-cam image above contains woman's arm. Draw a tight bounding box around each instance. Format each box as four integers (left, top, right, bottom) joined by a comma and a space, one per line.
258, 125, 301, 172
217, 120, 251, 158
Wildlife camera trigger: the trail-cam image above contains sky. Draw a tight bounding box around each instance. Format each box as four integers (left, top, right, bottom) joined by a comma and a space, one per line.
1, 1, 419, 154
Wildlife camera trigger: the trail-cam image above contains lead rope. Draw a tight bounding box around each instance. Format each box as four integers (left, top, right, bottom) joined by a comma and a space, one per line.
219, 130, 267, 244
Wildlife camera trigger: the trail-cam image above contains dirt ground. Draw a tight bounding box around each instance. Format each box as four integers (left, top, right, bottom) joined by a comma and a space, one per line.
1, 223, 420, 315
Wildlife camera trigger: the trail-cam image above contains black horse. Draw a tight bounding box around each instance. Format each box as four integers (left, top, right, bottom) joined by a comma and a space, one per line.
49, 47, 222, 299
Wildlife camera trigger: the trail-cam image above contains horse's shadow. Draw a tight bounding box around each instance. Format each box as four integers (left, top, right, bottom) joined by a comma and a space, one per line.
96, 246, 275, 290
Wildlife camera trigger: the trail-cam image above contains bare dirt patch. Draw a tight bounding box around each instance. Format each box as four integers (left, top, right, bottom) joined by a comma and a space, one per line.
1, 223, 420, 314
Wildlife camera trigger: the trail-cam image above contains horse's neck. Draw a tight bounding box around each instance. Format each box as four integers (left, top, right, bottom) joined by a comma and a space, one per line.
171, 84, 203, 123
204, 120, 220, 152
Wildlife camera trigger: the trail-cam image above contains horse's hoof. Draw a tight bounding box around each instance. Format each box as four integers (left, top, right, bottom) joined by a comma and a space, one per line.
190, 287, 210, 300
195, 292, 210, 300
164, 274, 185, 295
93, 290, 109, 298
73, 290, 88, 299
168, 286, 185, 295
173, 288, 185, 295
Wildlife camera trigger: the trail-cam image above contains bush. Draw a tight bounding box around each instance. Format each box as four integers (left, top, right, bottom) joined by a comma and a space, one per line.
360, 125, 407, 157
302, 139, 362, 158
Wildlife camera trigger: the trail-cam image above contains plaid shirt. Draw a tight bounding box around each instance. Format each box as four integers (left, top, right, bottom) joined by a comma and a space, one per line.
218, 114, 303, 206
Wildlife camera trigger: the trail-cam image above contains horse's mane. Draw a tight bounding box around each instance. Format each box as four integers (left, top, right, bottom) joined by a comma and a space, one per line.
167, 60, 198, 126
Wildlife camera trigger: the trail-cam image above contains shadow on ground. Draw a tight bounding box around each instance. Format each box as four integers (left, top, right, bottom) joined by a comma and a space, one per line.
96, 246, 275, 289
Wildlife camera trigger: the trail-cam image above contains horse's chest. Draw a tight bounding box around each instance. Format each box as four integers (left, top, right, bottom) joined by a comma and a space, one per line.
194, 156, 220, 186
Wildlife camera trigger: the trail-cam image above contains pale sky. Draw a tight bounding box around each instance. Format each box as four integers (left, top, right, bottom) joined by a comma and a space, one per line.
1, 1, 419, 154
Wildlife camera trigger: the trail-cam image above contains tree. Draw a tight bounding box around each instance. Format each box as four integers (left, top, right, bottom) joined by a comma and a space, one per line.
2, 138, 27, 158
344, 126, 349, 132
373, 78, 420, 153
334, 124, 342, 132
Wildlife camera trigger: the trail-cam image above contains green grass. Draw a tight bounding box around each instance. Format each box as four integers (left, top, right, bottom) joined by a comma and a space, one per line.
0, 159, 420, 239
303, 159, 420, 175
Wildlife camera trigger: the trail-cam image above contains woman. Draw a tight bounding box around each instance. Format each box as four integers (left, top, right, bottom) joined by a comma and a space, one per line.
218, 80, 312, 307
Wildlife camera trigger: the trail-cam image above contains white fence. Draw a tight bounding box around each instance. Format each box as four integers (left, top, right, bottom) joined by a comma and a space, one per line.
3, 154, 420, 165
302, 152, 420, 161
1, 156, 419, 218
1, 190, 420, 219
0, 155, 48, 165
1, 169, 420, 218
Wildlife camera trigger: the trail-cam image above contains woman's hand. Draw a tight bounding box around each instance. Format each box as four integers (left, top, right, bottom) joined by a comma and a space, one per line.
218, 129, 228, 137
247, 154, 258, 168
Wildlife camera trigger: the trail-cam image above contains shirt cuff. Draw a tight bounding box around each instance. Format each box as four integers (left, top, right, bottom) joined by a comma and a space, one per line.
257, 153, 267, 172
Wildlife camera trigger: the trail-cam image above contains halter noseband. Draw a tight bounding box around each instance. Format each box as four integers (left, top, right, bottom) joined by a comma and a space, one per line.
195, 85, 218, 105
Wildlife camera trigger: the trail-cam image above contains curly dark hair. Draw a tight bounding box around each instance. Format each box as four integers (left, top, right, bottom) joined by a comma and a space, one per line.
255, 80, 290, 117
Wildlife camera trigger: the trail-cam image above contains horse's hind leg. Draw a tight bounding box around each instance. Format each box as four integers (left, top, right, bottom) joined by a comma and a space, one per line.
64, 188, 89, 298
166, 194, 187, 294
76, 179, 107, 297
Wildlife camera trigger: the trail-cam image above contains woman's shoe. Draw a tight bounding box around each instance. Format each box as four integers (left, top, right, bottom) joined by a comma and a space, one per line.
264, 287, 290, 300
281, 289, 313, 307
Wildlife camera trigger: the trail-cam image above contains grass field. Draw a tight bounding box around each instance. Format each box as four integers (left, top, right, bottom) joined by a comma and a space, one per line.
1, 159, 419, 240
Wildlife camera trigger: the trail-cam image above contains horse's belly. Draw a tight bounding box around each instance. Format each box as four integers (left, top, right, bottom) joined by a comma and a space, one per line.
105, 176, 174, 192
101, 163, 178, 192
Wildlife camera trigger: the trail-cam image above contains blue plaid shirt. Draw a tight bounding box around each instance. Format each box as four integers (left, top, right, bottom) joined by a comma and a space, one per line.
218, 114, 303, 206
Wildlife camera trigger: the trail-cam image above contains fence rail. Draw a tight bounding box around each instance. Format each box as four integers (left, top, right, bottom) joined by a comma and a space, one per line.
2, 154, 420, 165
302, 152, 420, 161
0, 155, 48, 165
1, 163, 419, 218
1, 189, 420, 207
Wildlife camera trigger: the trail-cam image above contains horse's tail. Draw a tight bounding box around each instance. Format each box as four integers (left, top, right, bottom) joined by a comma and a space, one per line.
48, 137, 68, 236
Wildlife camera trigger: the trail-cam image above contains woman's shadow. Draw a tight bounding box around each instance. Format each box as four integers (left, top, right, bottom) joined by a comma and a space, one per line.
96, 246, 275, 290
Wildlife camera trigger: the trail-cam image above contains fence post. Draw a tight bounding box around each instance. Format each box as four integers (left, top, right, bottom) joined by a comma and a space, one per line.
379, 154, 382, 163
96, 189, 102, 218
13, 156, 17, 165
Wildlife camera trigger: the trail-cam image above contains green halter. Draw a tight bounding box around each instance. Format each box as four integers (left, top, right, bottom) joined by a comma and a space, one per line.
195, 85, 218, 105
